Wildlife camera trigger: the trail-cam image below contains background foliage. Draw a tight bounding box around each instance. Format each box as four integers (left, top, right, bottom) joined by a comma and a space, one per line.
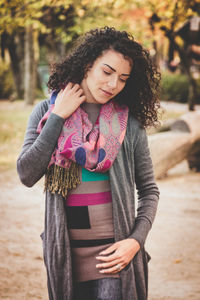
0, 0, 199, 107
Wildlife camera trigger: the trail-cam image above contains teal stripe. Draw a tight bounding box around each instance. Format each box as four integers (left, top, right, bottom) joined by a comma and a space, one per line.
82, 168, 109, 182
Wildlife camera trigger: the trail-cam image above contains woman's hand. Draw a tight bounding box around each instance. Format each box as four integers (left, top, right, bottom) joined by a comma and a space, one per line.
96, 238, 140, 274
52, 82, 86, 119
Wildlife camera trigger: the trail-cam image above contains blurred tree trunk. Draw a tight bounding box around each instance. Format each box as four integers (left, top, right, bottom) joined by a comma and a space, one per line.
175, 46, 198, 111
7, 32, 24, 99
149, 14, 160, 67
24, 25, 36, 105
187, 77, 198, 111
165, 31, 198, 111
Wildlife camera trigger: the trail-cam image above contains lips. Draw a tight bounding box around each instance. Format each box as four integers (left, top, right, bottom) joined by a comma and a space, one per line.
100, 89, 113, 96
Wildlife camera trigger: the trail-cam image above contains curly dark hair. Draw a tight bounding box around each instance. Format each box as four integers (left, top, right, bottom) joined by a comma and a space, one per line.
48, 26, 161, 128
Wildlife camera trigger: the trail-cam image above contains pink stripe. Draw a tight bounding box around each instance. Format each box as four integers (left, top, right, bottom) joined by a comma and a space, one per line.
66, 191, 112, 206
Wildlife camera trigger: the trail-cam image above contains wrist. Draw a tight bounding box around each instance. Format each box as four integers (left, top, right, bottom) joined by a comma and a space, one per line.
127, 238, 140, 250
52, 108, 66, 119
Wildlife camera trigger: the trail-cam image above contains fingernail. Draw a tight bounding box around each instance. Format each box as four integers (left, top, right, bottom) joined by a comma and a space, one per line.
99, 270, 104, 273
96, 265, 100, 268
96, 257, 101, 259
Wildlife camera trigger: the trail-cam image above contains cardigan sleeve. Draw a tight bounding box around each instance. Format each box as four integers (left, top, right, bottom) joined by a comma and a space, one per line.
17, 100, 65, 187
129, 127, 160, 248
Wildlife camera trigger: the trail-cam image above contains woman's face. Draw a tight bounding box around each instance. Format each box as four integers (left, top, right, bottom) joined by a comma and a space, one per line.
81, 49, 132, 104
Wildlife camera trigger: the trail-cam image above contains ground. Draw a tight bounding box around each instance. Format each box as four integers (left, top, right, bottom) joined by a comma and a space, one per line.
0, 161, 199, 300
147, 161, 200, 300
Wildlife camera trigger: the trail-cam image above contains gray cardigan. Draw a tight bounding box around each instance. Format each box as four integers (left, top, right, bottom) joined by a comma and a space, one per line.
17, 100, 159, 300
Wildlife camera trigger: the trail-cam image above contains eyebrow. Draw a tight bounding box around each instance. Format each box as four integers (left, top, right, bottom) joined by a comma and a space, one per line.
103, 64, 130, 77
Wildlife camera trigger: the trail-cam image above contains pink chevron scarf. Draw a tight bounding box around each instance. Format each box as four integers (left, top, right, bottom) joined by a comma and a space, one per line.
37, 95, 129, 197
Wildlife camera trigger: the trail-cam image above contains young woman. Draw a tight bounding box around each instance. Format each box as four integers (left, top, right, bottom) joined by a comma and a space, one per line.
17, 27, 160, 300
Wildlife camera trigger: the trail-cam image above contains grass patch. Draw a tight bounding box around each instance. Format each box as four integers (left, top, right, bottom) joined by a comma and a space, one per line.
160, 110, 183, 122
145, 109, 184, 135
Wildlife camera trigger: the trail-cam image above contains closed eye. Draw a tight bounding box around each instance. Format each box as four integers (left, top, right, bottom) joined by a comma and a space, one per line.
103, 70, 128, 83
103, 70, 111, 75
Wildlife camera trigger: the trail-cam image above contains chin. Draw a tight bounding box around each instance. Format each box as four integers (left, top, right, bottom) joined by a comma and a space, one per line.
96, 95, 113, 104
97, 99, 111, 104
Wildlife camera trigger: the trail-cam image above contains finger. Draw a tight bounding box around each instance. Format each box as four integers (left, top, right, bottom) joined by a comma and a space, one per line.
99, 243, 118, 256
96, 258, 120, 269
79, 95, 86, 103
99, 263, 125, 274
96, 252, 118, 262
71, 83, 80, 92
64, 82, 73, 91
76, 88, 84, 97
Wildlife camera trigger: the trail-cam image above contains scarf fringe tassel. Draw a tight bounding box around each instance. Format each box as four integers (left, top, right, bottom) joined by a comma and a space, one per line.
44, 163, 81, 198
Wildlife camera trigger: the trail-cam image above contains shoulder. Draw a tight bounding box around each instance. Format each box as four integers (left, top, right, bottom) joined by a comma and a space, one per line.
29, 99, 50, 119
124, 113, 148, 152
32, 99, 50, 115
126, 113, 145, 137
27, 99, 50, 127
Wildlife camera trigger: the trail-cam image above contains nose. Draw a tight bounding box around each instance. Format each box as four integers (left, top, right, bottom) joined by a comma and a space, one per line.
107, 75, 118, 89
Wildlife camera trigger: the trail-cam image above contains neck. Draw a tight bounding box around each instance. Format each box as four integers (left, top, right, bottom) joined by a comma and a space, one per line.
80, 79, 97, 103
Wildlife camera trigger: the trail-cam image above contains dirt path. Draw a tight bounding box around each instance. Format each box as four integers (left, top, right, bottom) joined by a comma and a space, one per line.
0, 161, 200, 300
147, 161, 200, 300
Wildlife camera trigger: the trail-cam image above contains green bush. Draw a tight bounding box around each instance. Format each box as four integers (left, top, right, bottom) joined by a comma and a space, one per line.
161, 72, 200, 104
0, 62, 14, 99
